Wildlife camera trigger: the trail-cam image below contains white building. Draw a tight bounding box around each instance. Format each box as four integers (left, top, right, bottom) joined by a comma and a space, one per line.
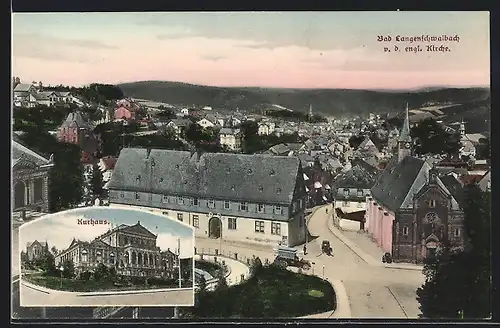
107, 149, 308, 247
197, 118, 216, 129
219, 128, 243, 151
258, 122, 276, 135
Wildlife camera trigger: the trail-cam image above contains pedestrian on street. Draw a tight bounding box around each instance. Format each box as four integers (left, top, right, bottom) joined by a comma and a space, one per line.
326, 208, 328, 214
303, 244, 307, 255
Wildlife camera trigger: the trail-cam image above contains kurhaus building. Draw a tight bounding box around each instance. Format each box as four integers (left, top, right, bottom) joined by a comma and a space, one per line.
107, 149, 308, 247
55, 221, 177, 278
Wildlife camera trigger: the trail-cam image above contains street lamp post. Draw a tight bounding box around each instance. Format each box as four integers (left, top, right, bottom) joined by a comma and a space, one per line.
59, 265, 64, 289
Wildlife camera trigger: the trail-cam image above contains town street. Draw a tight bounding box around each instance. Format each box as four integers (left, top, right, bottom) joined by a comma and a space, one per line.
196, 205, 425, 319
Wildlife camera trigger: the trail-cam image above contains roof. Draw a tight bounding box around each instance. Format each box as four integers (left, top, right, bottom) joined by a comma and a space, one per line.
168, 119, 191, 127
439, 174, 466, 207
335, 208, 366, 222
60, 111, 92, 129
27, 240, 48, 248
371, 155, 426, 212
115, 221, 157, 238
219, 128, 241, 135
100, 156, 117, 170
399, 103, 412, 142
12, 140, 51, 167
14, 84, 34, 92
334, 164, 377, 189
107, 148, 303, 205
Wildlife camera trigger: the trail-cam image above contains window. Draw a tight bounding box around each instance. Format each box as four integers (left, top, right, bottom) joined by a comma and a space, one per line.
292, 202, 297, 213
228, 218, 237, 230
162, 195, 168, 203
257, 204, 265, 213
177, 196, 184, 205
342, 201, 349, 207
162, 211, 169, 216
454, 228, 460, 237
429, 200, 436, 208
177, 213, 183, 222
357, 202, 363, 208
192, 215, 199, 228
402, 226, 409, 236
343, 189, 349, 197
208, 199, 216, 209
120, 192, 124, 198
193, 198, 199, 206
274, 205, 283, 215
255, 220, 265, 233
299, 199, 303, 209
357, 189, 363, 197
240, 202, 248, 211
224, 200, 231, 209
271, 222, 281, 235
135, 192, 140, 200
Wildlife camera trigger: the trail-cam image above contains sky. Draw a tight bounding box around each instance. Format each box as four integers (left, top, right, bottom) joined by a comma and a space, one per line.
12, 11, 490, 89
19, 207, 194, 259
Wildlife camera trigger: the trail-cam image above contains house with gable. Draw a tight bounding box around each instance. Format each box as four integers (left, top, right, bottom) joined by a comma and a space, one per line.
26, 240, 49, 261
219, 128, 243, 151
365, 104, 467, 263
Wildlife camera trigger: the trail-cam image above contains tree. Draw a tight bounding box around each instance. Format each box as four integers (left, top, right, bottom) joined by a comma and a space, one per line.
49, 143, 85, 211
417, 184, 491, 319
50, 246, 58, 255
93, 263, 109, 281
197, 275, 207, 293
156, 107, 176, 120
90, 164, 103, 198
476, 138, 490, 160
62, 260, 75, 279
411, 118, 460, 156
215, 275, 228, 290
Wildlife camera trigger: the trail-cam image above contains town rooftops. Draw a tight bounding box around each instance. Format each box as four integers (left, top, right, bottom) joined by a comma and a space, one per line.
107, 148, 303, 205
219, 128, 241, 135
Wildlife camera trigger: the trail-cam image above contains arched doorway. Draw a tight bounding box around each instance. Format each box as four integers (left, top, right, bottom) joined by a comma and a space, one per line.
208, 217, 222, 239
14, 181, 25, 209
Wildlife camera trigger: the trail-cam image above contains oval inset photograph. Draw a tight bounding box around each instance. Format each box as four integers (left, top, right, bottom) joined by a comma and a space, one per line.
18, 207, 195, 307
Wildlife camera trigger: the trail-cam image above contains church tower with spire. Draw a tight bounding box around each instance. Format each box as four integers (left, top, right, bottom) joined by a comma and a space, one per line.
397, 102, 412, 163
308, 104, 313, 119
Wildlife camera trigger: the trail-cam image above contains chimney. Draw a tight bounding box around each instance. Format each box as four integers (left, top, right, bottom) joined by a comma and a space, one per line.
21, 209, 26, 221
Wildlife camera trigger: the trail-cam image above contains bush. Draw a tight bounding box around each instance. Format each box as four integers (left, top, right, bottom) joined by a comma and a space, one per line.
79, 271, 92, 281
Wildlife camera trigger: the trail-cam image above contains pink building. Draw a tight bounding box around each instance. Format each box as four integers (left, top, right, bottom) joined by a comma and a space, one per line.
365, 103, 467, 264
57, 111, 92, 145
114, 106, 136, 121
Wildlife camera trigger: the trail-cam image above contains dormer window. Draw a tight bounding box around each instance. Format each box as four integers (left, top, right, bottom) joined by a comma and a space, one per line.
135, 192, 140, 200
274, 205, 283, 215
239, 202, 248, 211
357, 189, 363, 197
276, 188, 282, 194
259, 186, 264, 192
429, 200, 436, 208
270, 170, 275, 176
344, 189, 349, 197
136, 175, 141, 181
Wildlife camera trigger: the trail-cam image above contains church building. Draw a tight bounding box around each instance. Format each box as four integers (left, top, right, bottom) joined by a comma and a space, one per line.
365, 104, 467, 263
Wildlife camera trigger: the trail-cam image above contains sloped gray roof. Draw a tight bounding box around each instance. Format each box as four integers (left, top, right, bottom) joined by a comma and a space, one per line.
399, 103, 412, 142
334, 164, 377, 189
107, 148, 302, 205
60, 111, 92, 129
371, 155, 426, 212
169, 118, 191, 127
14, 84, 34, 92
439, 174, 465, 207
219, 128, 240, 135
12, 140, 50, 167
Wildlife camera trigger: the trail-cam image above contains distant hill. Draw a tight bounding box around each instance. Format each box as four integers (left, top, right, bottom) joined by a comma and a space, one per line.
117, 81, 490, 128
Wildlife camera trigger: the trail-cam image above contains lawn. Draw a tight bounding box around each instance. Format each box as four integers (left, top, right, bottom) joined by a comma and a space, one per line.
190, 265, 336, 318
23, 273, 181, 293
195, 260, 225, 278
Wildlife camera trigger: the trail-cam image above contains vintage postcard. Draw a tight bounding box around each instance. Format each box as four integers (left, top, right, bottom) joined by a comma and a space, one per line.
12, 11, 490, 320
17, 207, 195, 307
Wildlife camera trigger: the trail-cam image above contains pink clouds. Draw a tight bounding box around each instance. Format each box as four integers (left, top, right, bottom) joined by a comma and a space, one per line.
12, 32, 490, 89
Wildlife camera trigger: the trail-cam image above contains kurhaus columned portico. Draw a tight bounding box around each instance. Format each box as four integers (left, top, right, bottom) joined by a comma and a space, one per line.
12, 139, 53, 214
55, 221, 176, 278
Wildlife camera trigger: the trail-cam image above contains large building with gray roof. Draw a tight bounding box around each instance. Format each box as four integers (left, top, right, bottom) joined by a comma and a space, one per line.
107, 148, 308, 247
364, 104, 466, 264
